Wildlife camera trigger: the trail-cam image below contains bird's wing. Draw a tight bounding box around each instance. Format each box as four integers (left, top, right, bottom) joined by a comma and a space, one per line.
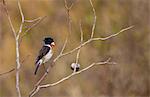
35, 46, 50, 65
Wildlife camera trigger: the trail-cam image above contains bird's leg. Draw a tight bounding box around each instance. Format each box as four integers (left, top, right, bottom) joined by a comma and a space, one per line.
42, 64, 48, 73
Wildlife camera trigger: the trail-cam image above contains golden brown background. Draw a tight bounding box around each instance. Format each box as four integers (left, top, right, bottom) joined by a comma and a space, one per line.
0, 0, 149, 97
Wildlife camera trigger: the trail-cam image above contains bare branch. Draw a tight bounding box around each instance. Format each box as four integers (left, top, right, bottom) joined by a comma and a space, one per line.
25, 17, 43, 23
14, 0, 24, 96
75, 21, 84, 64
0, 54, 31, 77
89, 0, 96, 38
64, 0, 75, 10
64, 0, 74, 34
91, 25, 134, 41
29, 58, 115, 97
54, 35, 68, 62
2, 0, 16, 38
54, 0, 75, 62
53, 25, 134, 62
79, 21, 84, 42
3, 0, 23, 96
75, 43, 81, 64
0, 68, 15, 76
24, 16, 46, 33
61, 37, 68, 54
19, 16, 46, 46
17, 0, 24, 38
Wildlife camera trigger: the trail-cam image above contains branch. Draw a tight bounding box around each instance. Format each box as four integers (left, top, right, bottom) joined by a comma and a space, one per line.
19, 16, 46, 46
89, 0, 96, 38
15, 0, 25, 96
24, 16, 46, 34
53, 25, 134, 62
0, 68, 15, 76
17, 0, 24, 38
2, 0, 16, 38
64, 0, 75, 34
0, 54, 30, 77
24, 16, 44, 23
75, 21, 84, 64
91, 25, 134, 41
29, 58, 116, 97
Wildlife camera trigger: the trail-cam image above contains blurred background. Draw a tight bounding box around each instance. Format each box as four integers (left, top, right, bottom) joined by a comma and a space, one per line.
0, 0, 149, 97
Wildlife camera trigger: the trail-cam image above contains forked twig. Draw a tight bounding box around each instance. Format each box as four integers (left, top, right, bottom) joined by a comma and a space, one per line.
19, 16, 46, 46
2, 0, 16, 37
53, 25, 134, 61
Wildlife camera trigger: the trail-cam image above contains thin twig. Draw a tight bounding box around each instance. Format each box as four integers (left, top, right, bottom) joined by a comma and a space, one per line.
17, 0, 24, 38
79, 21, 84, 42
24, 16, 46, 34
75, 21, 84, 64
89, 0, 96, 38
0, 68, 15, 76
64, 0, 75, 34
2, 0, 16, 38
25, 17, 43, 23
0, 54, 31, 77
19, 16, 46, 46
91, 25, 134, 41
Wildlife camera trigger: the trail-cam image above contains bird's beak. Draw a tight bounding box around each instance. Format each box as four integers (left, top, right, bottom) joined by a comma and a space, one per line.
51, 42, 55, 47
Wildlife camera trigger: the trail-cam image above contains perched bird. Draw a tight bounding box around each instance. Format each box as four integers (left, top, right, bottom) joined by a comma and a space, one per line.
34, 37, 55, 75
71, 63, 80, 72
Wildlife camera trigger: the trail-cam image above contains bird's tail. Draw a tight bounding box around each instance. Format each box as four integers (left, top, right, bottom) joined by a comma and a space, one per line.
34, 59, 42, 75
34, 64, 40, 75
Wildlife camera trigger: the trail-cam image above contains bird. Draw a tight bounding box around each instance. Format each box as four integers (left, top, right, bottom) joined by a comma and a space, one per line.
70, 63, 80, 72
34, 37, 55, 75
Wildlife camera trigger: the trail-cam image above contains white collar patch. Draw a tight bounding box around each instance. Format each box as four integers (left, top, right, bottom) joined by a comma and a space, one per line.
44, 44, 51, 48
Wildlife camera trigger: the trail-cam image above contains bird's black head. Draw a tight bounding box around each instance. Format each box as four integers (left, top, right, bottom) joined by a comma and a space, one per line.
43, 37, 55, 46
